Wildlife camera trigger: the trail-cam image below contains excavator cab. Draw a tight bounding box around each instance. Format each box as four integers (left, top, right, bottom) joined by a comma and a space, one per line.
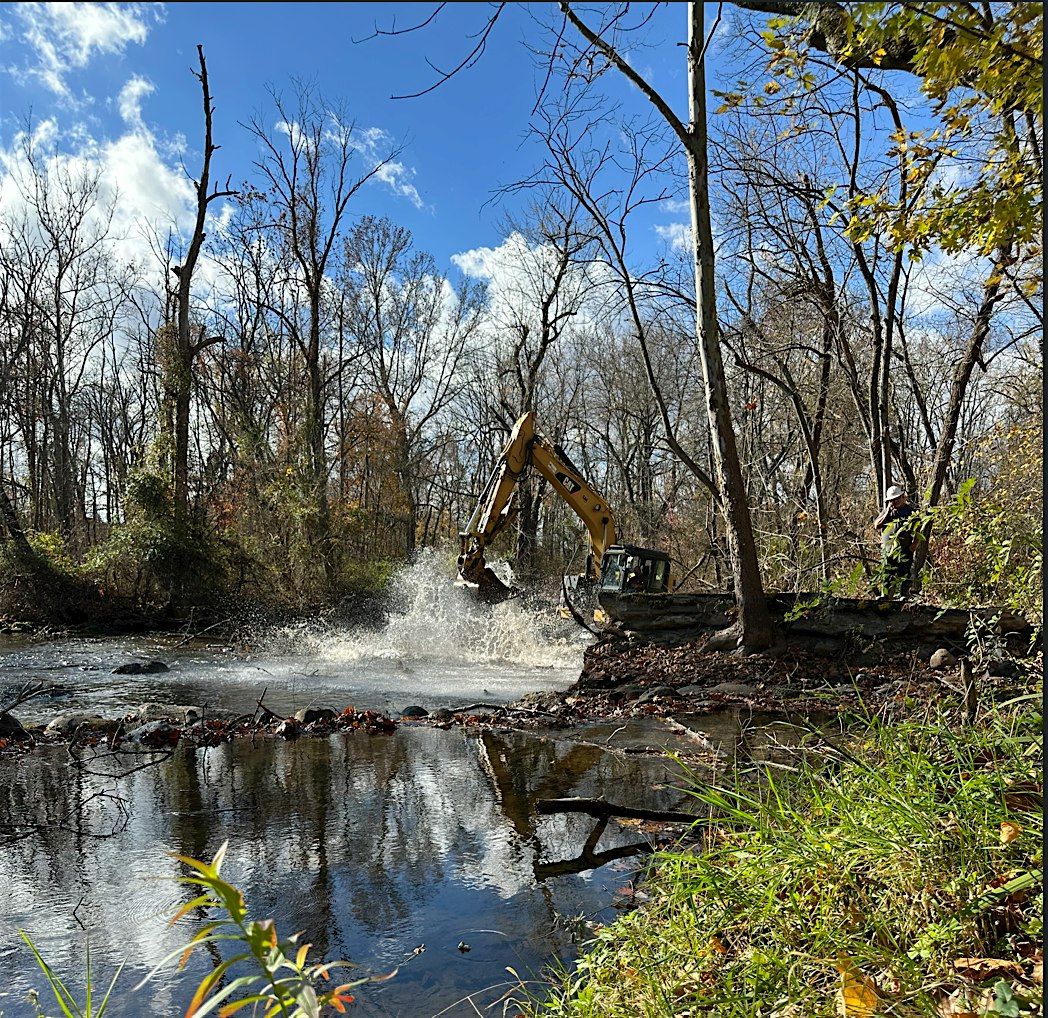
598, 545, 671, 595
457, 412, 674, 610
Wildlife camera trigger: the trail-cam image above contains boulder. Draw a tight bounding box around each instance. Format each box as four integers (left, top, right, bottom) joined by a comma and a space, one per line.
45, 713, 119, 737
607, 684, 644, 702
293, 706, 337, 725
135, 703, 202, 724
929, 648, 957, 670
636, 685, 679, 705
113, 660, 170, 675
805, 639, 843, 658
123, 721, 180, 747
710, 681, 757, 697
706, 628, 742, 652
986, 658, 1020, 679
0, 712, 28, 740
400, 706, 429, 719
429, 708, 454, 722
274, 718, 300, 739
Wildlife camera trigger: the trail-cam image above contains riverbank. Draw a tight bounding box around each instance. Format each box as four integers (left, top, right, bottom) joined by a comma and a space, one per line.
525, 688, 1044, 1017
496, 633, 1041, 730
0, 588, 389, 641
0, 619, 1040, 1016
2, 623, 1038, 757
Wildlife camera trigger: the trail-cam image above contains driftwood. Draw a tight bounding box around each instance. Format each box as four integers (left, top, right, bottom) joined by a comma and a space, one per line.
0, 679, 55, 714
536, 796, 700, 825
662, 718, 721, 754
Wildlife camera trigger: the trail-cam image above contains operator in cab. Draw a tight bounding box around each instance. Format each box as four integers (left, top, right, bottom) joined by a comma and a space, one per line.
874, 484, 916, 598
625, 558, 650, 591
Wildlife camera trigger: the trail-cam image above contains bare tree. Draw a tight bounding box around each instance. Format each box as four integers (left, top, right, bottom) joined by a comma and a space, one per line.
555, 2, 775, 648
475, 192, 594, 578
163, 46, 238, 514
345, 215, 482, 557
246, 86, 400, 584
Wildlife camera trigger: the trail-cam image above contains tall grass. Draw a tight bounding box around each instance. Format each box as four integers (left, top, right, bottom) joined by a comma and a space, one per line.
529, 695, 1043, 1017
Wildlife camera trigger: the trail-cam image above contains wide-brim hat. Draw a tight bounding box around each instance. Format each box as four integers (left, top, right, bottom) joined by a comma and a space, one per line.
885, 484, 904, 502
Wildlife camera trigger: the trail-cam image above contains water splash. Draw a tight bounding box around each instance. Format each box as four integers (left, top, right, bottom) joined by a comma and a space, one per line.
277, 550, 583, 672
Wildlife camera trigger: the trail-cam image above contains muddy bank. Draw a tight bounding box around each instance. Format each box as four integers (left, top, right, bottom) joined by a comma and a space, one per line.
498, 635, 1042, 726
0, 590, 390, 641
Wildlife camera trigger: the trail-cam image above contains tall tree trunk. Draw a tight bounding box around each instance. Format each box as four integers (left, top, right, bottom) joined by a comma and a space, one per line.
686, 3, 774, 649
911, 246, 1013, 583
515, 476, 540, 581
0, 483, 33, 561
171, 46, 234, 513
306, 315, 334, 585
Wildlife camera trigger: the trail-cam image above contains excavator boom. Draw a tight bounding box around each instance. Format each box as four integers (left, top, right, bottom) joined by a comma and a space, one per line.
457, 412, 618, 600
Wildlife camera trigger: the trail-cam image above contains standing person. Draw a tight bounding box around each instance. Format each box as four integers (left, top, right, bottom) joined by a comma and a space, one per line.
874, 485, 917, 598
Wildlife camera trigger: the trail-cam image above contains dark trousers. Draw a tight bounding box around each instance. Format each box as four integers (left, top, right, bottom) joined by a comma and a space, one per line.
881, 554, 913, 598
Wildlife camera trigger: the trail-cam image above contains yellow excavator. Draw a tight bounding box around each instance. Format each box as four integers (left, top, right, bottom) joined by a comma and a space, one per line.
457, 412, 672, 604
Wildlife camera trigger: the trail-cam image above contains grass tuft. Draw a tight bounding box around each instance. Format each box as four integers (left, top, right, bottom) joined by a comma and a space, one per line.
526, 693, 1043, 1017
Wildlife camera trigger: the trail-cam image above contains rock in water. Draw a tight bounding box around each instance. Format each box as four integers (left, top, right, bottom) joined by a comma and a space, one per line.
0, 712, 28, 740
293, 706, 337, 725
45, 713, 118, 737
274, 718, 300, 739
123, 721, 180, 747
636, 685, 679, 705
400, 706, 429, 719
929, 648, 957, 670
113, 660, 170, 675
429, 708, 454, 722
135, 703, 201, 724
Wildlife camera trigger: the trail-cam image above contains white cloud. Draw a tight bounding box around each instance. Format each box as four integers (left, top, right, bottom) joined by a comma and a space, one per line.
905, 247, 990, 318
452, 232, 614, 343
655, 221, 691, 252
450, 243, 502, 280
116, 74, 154, 129
276, 119, 426, 210
374, 157, 424, 209
0, 117, 196, 279
4, 2, 163, 99
346, 124, 425, 210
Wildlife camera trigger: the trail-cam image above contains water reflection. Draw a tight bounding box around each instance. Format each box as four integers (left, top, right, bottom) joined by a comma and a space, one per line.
0, 727, 689, 1017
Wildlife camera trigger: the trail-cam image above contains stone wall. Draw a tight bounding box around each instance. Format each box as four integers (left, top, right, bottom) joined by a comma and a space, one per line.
597, 592, 1037, 659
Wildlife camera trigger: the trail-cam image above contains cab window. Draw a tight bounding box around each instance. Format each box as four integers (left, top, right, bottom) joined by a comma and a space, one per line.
600, 556, 625, 591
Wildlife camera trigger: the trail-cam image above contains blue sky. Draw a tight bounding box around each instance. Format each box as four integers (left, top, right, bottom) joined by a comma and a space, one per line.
0, 2, 721, 273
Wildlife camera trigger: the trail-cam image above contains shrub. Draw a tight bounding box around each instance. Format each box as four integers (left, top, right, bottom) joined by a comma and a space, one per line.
920, 418, 1043, 623
82, 471, 232, 615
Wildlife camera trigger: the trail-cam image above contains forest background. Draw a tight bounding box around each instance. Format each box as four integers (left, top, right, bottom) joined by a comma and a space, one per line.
0, 1, 1041, 628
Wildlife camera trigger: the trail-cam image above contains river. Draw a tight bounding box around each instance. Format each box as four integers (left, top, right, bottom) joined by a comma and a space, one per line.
0, 560, 737, 1016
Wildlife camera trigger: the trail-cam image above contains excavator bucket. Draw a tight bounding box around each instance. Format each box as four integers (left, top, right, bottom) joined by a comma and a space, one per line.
474, 566, 515, 604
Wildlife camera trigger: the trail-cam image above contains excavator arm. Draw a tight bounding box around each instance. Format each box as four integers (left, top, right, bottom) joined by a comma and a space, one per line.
457, 412, 618, 601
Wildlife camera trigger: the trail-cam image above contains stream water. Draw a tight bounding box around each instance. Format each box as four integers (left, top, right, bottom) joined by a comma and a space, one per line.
0, 559, 770, 1016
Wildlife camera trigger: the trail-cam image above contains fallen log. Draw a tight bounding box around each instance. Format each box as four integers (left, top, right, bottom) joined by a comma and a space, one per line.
534, 841, 652, 881
535, 796, 700, 824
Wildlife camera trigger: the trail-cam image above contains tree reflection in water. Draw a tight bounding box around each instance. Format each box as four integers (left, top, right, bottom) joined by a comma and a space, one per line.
0, 726, 688, 1017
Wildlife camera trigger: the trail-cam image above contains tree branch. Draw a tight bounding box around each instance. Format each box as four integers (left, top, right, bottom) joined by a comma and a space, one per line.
559, 3, 691, 148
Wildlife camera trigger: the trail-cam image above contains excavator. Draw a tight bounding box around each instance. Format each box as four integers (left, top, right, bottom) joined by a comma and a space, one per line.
456, 412, 672, 605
